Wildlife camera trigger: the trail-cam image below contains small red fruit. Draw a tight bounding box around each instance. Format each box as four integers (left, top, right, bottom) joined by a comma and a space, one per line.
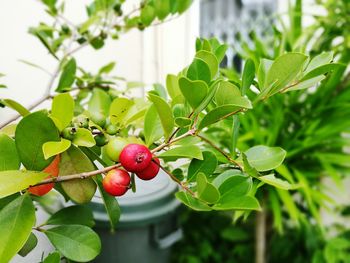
29, 155, 61, 196
136, 158, 160, 180
119, 144, 152, 172
102, 169, 131, 196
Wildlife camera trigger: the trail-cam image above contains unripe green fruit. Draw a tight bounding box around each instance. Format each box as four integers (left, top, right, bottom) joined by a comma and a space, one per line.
105, 137, 128, 162
62, 127, 76, 140
95, 134, 109, 146
105, 124, 118, 135
91, 113, 106, 128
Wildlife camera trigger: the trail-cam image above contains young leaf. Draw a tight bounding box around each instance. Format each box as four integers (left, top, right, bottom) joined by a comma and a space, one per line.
196, 173, 220, 204
144, 105, 163, 146
0, 195, 35, 262
304, 51, 333, 74
44, 225, 101, 262
46, 205, 95, 227
178, 77, 208, 109
195, 50, 219, 79
109, 97, 133, 126
300, 63, 345, 82
0, 99, 30, 116
56, 58, 76, 92
166, 74, 182, 100
0, 133, 20, 171
15, 111, 60, 170
42, 139, 71, 160
148, 93, 174, 139
158, 145, 203, 160
187, 58, 211, 84
0, 170, 48, 198
258, 174, 295, 190
188, 151, 217, 182
241, 59, 255, 95
175, 191, 211, 211
88, 89, 112, 119
59, 146, 97, 204
51, 93, 75, 131
244, 145, 286, 172
72, 128, 96, 147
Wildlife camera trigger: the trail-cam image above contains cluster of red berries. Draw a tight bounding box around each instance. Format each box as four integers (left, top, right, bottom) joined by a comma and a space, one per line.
102, 144, 160, 196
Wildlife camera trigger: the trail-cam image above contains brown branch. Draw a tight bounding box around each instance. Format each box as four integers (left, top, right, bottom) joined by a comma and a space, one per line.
196, 134, 243, 170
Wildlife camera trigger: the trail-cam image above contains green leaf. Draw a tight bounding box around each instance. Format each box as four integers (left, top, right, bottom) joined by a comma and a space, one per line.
213, 171, 252, 197
188, 151, 217, 182
305, 51, 333, 74
0, 133, 20, 171
241, 59, 255, 95
244, 145, 286, 172
109, 97, 134, 126
187, 58, 211, 84
93, 174, 121, 231
301, 63, 344, 82
257, 58, 273, 89
176, 0, 193, 13
178, 77, 208, 109
0, 170, 48, 198
196, 173, 220, 204
15, 111, 60, 170
265, 53, 307, 94
51, 93, 75, 131
144, 105, 163, 146
166, 74, 182, 100
72, 128, 96, 147
88, 89, 112, 119
44, 225, 101, 262
42, 252, 61, 263
42, 139, 71, 160
214, 44, 228, 63
141, 5, 156, 26
195, 50, 219, 79
46, 205, 95, 227
0, 195, 35, 262
198, 104, 248, 130
158, 145, 203, 160
98, 62, 115, 75
56, 58, 76, 92
59, 146, 97, 204
175, 117, 192, 127
213, 195, 261, 211
148, 93, 174, 139
18, 232, 38, 257
154, 0, 170, 20
0, 99, 30, 116
175, 191, 211, 211
284, 75, 325, 92
215, 81, 250, 106
258, 174, 295, 190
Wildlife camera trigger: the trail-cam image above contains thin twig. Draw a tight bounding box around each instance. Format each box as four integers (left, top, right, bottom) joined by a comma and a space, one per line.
196, 134, 243, 170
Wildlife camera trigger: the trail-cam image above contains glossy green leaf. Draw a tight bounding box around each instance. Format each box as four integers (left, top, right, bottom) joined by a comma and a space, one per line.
109, 97, 133, 126
178, 77, 208, 109
257, 58, 273, 89
214, 44, 228, 63
195, 50, 219, 79
212, 169, 243, 187
45, 225, 101, 262
175, 191, 211, 211
15, 111, 60, 170
213, 171, 252, 197
148, 93, 174, 139
215, 81, 247, 106
72, 128, 96, 147
51, 93, 75, 131
124, 99, 149, 125
258, 174, 295, 190
42, 139, 71, 160
284, 75, 325, 92
213, 195, 261, 211
176, 0, 193, 13
141, 5, 156, 26
0, 133, 20, 171
18, 232, 37, 257
175, 117, 192, 127
42, 252, 61, 263
305, 51, 333, 74
88, 89, 111, 119
59, 146, 97, 204
188, 151, 217, 182
46, 205, 95, 227
187, 58, 211, 84
196, 173, 220, 204
244, 145, 286, 172
158, 145, 203, 160
265, 53, 307, 94
0, 195, 35, 262
93, 174, 121, 231
56, 58, 76, 92
241, 59, 255, 95
0, 170, 48, 198
198, 104, 248, 130
301, 63, 344, 82
144, 105, 163, 146
0, 99, 30, 116
154, 0, 170, 20
166, 74, 182, 100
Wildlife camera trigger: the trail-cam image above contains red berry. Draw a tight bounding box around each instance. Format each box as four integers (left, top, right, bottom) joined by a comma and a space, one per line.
136, 158, 160, 180
29, 155, 60, 196
119, 144, 152, 172
102, 169, 131, 196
